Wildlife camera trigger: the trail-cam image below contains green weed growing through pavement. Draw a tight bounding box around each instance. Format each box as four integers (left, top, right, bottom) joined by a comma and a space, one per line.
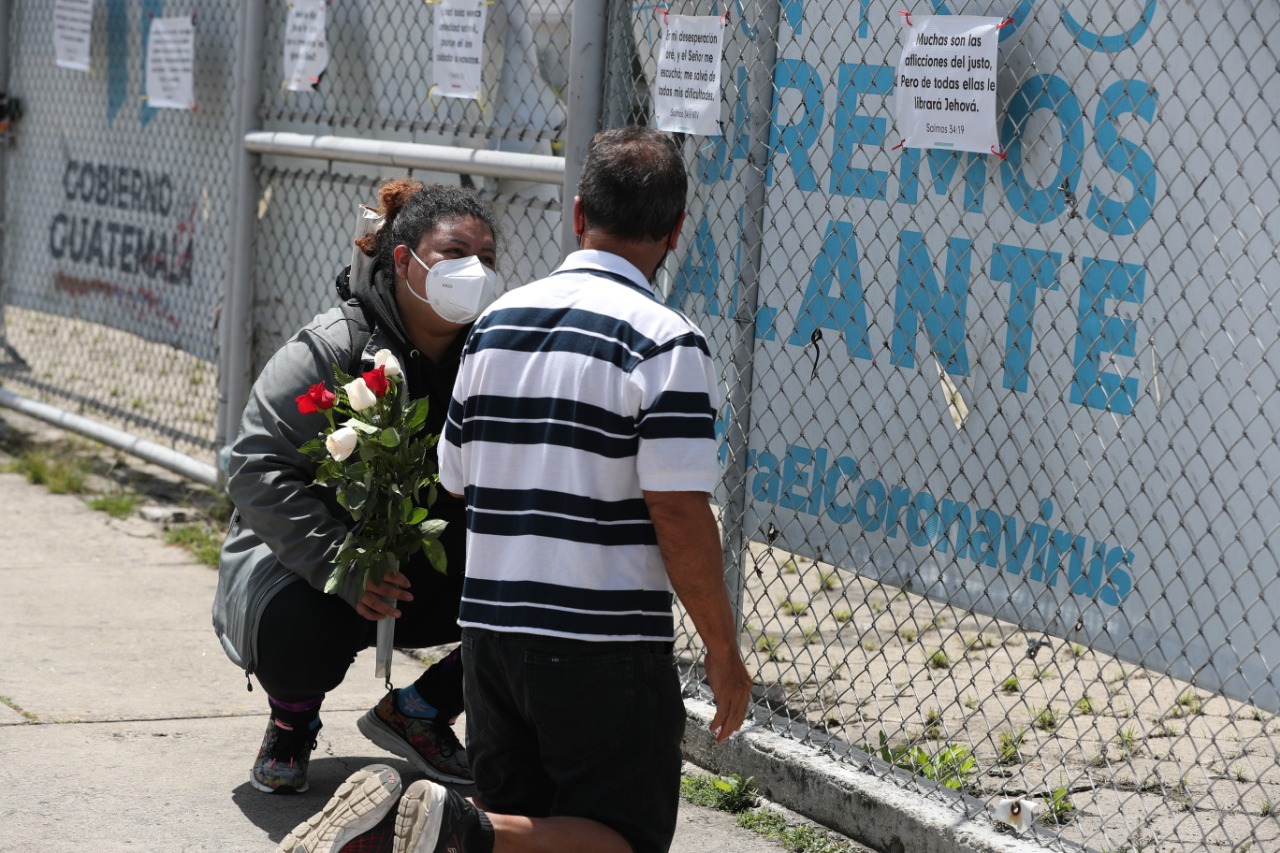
164, 523, 223, 568
679, 773, 759, 813
89, 492, 141, 519
1041, 786, 1076, 825
997, 728, 1025, 765
3, 446, 88, 494
681, 774, 871, 850
861, 731, 978, 791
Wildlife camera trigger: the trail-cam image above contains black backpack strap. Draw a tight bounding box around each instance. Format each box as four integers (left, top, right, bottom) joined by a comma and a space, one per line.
335, 265, 354, 301
338, 295, 377, 376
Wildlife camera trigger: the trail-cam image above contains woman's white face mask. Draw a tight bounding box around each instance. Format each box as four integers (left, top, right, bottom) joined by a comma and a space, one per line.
407, 250, 500, 324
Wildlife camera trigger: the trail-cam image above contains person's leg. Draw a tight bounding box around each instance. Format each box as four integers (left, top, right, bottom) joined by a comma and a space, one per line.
428, 631, 679, 853
359, 559, 472, 783
460, 629, 554, 817
385, 557, 467, 717
392, 780, 631, 853
526, 639, 685, 853
396, 647, 464, 720
253, 579, 368, 794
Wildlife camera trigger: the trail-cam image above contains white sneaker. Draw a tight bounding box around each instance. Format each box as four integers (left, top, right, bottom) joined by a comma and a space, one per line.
393, 778, 478, 853
278, 764, 402, 853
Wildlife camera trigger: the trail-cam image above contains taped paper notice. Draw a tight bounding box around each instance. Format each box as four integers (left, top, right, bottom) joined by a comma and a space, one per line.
895, 15, 1001, 153
433, 0, 487, 100
654, 14, 725, 136
54, 0, 94, 72
284, 0, 329, 92
145, 15, 195, 111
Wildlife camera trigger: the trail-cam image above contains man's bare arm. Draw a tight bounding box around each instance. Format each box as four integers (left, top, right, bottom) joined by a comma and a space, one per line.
644, 489, 752, 742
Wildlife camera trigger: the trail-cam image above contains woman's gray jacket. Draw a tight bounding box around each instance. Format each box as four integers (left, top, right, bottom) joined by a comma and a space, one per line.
211, 261, 465, 676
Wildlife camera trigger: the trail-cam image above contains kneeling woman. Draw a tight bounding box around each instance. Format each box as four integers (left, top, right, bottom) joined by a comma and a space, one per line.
213, 179, 500, 794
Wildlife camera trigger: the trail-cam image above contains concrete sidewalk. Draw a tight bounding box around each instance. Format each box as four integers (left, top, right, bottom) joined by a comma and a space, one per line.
0, 421, 795, 852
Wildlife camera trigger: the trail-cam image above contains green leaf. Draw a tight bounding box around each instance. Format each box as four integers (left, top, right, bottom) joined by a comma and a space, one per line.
299, 437, 327, 455
404, 398, 431, 430
324, 562, 348, 594
344, 418, 378, 435
344, 481, 370, 512
407, 507, 428, 525
419, 518, 448, 540
333, 362, 357, 385
379, 427, 401, 448
423, 538, 448, 573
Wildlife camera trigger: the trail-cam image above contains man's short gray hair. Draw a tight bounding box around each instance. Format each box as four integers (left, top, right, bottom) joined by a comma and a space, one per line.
578, 127, 687, 241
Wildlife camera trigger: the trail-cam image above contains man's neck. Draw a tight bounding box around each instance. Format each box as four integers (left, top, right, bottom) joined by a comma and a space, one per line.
579, 233, 667, 281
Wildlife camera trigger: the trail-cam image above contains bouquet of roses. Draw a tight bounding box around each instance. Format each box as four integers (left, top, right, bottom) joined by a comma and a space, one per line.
295, 348, 447, 682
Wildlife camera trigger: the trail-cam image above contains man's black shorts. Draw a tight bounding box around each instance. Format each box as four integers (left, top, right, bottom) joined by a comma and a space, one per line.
461, 627, 687, 853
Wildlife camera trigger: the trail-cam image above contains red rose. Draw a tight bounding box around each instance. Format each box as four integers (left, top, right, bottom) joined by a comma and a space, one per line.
363, 365, 391, 398
296, 383, 337, 414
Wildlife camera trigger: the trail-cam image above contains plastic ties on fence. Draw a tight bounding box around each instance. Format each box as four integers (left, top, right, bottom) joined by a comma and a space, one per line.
898, 10, 912, 26
996, 15, 1015, 28
805, 329, 824, 380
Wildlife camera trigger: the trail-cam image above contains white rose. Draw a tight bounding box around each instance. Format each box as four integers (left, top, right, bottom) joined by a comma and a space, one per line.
325, 426, 359, 461
343, 377, 378, 411
373, 349, 402, 377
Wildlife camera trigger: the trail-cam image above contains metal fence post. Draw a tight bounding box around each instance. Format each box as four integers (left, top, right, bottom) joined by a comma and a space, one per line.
0, 0, 11, 363
560, 0, 610, 253
216, 0, 267, 478
720, 0, 781, 625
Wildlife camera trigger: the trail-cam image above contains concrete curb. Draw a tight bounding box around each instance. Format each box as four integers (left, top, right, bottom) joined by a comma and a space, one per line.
682, 699, 1079, 853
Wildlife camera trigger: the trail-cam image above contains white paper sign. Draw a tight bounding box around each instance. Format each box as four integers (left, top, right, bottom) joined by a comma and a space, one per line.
654, 14, 725, 136
53, 0, 94, 72
145, 15, 195, 111
284, 0, 329, 92
894, 15, 1001, 153
433, 0, 486, 100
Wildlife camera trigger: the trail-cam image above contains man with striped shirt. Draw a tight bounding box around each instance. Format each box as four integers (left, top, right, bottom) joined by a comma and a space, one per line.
412, 128, 751, 853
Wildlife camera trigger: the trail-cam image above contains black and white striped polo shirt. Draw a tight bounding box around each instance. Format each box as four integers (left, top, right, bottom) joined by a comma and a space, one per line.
439, 250, 719, 641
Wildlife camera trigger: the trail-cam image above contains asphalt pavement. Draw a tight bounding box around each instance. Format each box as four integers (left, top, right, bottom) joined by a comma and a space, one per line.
0, 412, 799, 852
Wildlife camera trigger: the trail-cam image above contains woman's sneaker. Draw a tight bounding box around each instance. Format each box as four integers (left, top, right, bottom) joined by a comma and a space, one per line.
277, 764, 401, 853
357, 691, 471, 785
251, 717, 322, 794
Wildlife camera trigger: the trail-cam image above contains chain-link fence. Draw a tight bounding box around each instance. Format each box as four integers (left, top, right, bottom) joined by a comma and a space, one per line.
0, 1, 237, 459
6, 0, 1280, 850
246, 0, 568, 379
604, 0, 1280, 850
0, 0, 240, 461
